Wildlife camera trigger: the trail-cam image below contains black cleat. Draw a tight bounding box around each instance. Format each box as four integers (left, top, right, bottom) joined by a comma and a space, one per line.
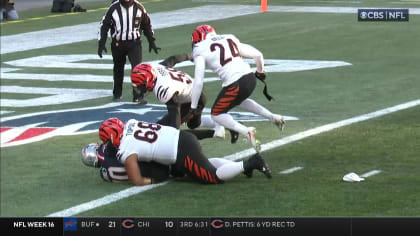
112, 96, 122, 102
229, 129, 239, 144
133, 98, 147, 105
244, 153, 272, 179
243, 168, 253, 178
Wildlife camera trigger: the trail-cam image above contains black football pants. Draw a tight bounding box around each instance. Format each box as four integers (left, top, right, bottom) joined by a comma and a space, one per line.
111, 39, 142, 100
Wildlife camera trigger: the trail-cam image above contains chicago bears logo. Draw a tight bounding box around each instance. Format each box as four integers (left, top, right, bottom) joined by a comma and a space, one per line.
0, 103, 298, 147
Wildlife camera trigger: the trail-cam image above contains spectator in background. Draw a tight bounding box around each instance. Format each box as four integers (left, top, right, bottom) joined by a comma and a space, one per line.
98, 0, 160, 104
0, 0, 19, 21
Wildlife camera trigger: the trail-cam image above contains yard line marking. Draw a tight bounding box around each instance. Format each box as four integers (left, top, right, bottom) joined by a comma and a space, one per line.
0, 5, 260, 55
46, 99, 420, 217
47, 182, 170, 217
279, 167, 304, 175
360, 170, 382, 178
4, 5, 420, 54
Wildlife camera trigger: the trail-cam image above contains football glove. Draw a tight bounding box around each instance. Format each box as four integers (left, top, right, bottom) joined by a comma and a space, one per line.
255, 71, 273, 101
255, 71, 266, 81
149, 40, 161, 54
97, 43, 107, 58
182, 108, 200, 124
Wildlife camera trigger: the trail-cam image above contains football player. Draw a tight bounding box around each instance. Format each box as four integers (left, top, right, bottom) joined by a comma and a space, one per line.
98, 117, 272, 185
81, 142, 176, 183
131, 54, 239, 143
82, 141, 259, 183
190, 25, 286, 152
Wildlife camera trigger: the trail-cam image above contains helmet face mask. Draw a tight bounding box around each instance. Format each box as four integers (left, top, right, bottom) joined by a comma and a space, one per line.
131, 63, 157, 92
81, 143, 100, 168
99, 118, 125, 147
192, 25, 216, 45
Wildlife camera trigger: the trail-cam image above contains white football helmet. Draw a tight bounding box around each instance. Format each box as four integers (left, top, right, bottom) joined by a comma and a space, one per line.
81, 143, 100, 167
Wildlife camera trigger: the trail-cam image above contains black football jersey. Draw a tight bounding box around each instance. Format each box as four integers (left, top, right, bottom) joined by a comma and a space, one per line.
97, 143, 171, 182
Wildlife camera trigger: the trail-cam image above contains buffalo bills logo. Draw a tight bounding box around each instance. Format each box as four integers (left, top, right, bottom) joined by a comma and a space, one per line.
1, 103, 293, 147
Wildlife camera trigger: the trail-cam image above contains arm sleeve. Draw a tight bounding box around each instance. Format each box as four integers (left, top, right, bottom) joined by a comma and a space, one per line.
156, 99, 181, 128
239, 43, 264, 73
159, 53, 193, 67
140, 7, 155, 42
98, 9, 113, 46
191, 55, 205, 109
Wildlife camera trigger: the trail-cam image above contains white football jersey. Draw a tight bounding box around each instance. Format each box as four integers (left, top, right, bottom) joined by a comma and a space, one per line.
117, 119, 180, 165
193, 34, 252, 87
152, 63, 193, 104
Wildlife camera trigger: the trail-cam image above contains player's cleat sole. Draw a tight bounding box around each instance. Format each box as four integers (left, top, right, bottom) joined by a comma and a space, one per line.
243, 153, 272, 179
259, 159, 272, 179
254, 153, 272, 179
229, 129, 239, 144
247, 127, 261, 152
273, 114, 286, 131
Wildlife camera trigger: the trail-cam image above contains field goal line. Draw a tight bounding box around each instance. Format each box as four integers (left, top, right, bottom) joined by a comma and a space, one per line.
47, 99, 420, 217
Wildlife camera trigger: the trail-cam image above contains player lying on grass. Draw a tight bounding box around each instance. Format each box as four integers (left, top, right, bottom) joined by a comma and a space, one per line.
131, 54, 239, 143
82, 142, 264, 183
189, 25, 286, 152
82, 120, 237, 183
96, 117, 272, 185
82, 142, 174, 183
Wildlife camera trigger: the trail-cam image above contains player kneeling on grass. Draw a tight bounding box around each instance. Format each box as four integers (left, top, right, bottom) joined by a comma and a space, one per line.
131, 54, 239, 143
97, 117, 272, 185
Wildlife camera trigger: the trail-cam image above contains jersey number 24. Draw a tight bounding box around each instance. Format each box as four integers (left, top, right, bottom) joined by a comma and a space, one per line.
210, 38, 240, 66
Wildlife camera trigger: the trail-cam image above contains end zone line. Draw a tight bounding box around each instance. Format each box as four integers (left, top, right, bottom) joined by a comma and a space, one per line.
47, 99, 420, 217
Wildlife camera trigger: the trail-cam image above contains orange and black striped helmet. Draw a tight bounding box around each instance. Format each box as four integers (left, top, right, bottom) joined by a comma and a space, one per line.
99, 118, 125, 147
192, 25, 216, 45
131, 63, 157, 92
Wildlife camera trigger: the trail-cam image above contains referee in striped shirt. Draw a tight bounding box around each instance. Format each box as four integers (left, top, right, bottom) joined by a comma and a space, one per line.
98, 0, 160, 103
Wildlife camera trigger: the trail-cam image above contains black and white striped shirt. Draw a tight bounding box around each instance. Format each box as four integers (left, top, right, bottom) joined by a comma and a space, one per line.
99, 0, 154, 42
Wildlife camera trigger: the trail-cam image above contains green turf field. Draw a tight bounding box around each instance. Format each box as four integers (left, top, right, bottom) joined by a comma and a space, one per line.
1, 0, 419, 217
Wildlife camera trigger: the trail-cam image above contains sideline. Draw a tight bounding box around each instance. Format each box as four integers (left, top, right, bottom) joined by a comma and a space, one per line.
0, 5, 260, 55
47, 99, 420, 217
0, 0, 164, 25
3, 5, 420, 55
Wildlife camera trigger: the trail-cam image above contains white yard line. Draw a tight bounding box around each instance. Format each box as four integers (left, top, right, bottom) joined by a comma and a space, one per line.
360, 170, 382, 178
47, 99, 420, 217
0, 5, 260, 55
279, 167, 304, 175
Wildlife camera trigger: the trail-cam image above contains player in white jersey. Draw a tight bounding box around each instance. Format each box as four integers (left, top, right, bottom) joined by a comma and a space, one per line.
131, 54, 238, 142
190, 25, 286, 152
98, 117, 272, 185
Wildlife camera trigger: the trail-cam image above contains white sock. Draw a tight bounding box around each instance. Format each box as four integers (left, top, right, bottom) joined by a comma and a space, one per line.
209, 158, 234, 168
212, 113, 249, 136
199, 115, 217, 128
238, 98, 274, 121
215, 161, 244, 181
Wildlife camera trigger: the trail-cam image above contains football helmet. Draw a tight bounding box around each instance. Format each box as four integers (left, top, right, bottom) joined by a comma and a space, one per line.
131, 63, 157, 92
192, 25, 216, 44
99, 118, 125, 147
81, 143, 100, 168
